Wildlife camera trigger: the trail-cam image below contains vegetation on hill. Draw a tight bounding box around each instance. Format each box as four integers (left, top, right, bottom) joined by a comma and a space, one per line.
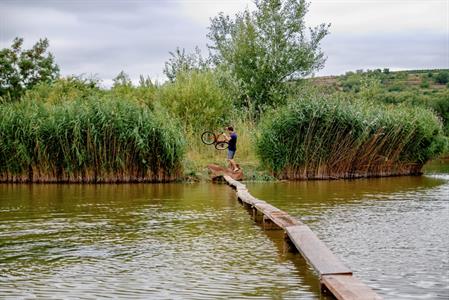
311, 69, 449, 136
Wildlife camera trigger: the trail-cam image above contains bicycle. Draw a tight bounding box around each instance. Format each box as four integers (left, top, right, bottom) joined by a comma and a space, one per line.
201, 130, 229, 150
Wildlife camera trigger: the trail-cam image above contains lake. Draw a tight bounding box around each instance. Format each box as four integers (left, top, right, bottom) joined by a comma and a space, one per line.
1, 160, 448, 299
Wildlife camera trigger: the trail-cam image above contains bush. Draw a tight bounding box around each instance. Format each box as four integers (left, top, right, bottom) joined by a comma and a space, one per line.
158, 70, 232, 130
256, 93, 447, 179
420, 79, 430, 89
21, 76, 102, 104
435, 71, 449, 84
0, 97, 185, 182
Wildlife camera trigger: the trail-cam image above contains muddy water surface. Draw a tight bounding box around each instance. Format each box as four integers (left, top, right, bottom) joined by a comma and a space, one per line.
1, 161, 448, 299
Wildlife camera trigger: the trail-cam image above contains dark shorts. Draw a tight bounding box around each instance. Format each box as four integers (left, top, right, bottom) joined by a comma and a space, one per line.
227, 149, 236, 159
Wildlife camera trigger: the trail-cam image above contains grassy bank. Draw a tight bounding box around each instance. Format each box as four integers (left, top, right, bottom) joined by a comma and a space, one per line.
256, 92, 448, 179
0, 97, 184, 182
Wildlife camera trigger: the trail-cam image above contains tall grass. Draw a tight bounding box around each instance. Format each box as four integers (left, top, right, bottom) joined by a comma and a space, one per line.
0, 97, 185, 182
256, 93, 448, 179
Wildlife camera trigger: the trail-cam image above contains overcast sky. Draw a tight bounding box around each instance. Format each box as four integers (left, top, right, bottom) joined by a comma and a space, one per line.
1, 0, 448, 86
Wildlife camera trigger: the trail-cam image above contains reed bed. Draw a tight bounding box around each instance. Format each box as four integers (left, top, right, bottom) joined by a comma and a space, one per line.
256, 94, 448, 179
0, 98, 185, 182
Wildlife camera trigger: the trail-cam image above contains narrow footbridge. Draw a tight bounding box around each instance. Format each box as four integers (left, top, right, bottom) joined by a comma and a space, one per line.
223, 175, 382, 300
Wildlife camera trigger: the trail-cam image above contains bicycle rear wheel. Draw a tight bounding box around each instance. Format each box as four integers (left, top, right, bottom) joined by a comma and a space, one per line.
201, 131, 216, 145
215, 142, 228, 150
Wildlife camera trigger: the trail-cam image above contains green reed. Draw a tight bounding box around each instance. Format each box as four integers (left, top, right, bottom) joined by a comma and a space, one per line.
0, 97, 185, 182
256, 93, 448, 179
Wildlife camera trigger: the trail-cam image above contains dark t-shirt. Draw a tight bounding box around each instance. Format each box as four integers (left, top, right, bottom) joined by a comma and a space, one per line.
228, 132, 237, 151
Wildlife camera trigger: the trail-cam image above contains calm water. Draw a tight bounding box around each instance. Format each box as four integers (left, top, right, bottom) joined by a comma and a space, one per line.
1, 161, 448, 299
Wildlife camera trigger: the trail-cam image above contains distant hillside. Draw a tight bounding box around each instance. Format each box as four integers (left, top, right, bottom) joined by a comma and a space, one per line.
311, 69, 449, 91
310, 69, 449, 138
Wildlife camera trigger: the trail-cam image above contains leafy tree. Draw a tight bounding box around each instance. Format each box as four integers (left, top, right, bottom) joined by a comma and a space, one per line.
435, 71, 449, 84
22, 75, 101, 104
0, 37, 59, 101
139, 75, 154, 88
113, 71, 132, 88
207, 0, 329, 114
163, 47, 209, 82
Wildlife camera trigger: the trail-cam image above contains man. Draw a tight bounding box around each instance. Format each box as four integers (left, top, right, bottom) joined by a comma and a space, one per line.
224, 126, 239, 172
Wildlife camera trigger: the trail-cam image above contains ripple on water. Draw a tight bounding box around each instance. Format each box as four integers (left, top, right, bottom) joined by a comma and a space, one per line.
0, 184, 322, 299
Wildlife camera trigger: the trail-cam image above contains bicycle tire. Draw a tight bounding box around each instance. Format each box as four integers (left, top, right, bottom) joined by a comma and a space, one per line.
215, 142, 228, 150
201, 131, 216, 145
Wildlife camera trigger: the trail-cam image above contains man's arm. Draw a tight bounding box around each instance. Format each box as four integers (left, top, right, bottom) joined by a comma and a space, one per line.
221, 132, 231, 142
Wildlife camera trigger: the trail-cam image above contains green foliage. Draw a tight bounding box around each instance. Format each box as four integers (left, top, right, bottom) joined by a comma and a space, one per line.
0, 37, 59, 101
158, 70, 232, 130
113, 70, 132, 87
420, 79, 430, 89
435, 71, 449, 84
163, 47, 209, 82
341, 73, 362, 92
256, 92, 447, 178
208, 0, 329, 115
21, 76, 102, 104
109, 71, 158, 106
427, 93, 449, 136
332, 69, 449, 139
0, 97, 185, 182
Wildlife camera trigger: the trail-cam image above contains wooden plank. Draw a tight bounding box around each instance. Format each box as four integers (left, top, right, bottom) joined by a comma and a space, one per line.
268, 211, 303, 229
236, 190, 264, 206
223, 175, 246, 190
321, 275, 382, 300
254, 202, 281, 215
222, 174, 382, 300
286, 225, 352, 276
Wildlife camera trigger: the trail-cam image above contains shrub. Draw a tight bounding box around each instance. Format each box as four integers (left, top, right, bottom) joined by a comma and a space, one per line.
435, 71, 449, 84
158, 70, 232, 131
21, 76, 102, 104
420, 79, 430, 89
256, 93, 447, 179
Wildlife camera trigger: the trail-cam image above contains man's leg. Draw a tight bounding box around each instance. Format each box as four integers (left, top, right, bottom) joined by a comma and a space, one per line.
230, 159, 238, 172
226, 158, 232, 169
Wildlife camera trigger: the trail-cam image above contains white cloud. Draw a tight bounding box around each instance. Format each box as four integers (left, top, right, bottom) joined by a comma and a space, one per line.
178, 0, 255, 25
306, 0, 447, 34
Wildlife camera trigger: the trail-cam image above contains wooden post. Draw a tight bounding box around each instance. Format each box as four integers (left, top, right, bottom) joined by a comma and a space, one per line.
283, 232, 298, 254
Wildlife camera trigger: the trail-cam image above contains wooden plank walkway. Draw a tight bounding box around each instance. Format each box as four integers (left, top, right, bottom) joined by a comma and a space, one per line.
222, 175, 382, 300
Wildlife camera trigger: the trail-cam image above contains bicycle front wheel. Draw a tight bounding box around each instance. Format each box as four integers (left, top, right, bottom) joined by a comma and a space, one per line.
201, 131, 216, 145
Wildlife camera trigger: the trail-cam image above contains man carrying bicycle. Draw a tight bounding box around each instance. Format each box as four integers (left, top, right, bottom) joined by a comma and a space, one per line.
224, 126, 239, 172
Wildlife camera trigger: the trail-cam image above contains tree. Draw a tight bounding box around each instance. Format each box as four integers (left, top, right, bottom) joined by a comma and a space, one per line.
208, 0, 329, 114
435, 71, 449, 85
113, 71, 132, 88
0, 37, 59, 101
163, 47, 209, 82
